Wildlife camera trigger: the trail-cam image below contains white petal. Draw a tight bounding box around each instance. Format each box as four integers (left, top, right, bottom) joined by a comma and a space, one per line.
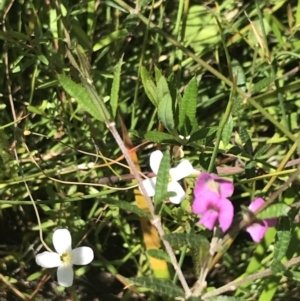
150, 150, 163, 174
168, 181, 186, 204
169, 160, 193, 181
35, 251, 61, 268
140, 177, 156, 197
53, 229, 72, 254
71, 247, 94, 265
57, 264, 74, 287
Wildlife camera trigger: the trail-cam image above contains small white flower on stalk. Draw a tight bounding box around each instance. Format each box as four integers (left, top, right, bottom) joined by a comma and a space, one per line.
141, 150, 194, 204
36, 229, 94, 287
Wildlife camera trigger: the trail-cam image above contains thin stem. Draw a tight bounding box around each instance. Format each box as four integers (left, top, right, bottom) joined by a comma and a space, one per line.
202, 255, 300, 299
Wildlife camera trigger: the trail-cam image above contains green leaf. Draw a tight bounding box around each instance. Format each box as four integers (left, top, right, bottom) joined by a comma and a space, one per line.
245, 160, 256, 179
189, 127, 218, 142
179, 77, 198, 132
57, 74, 104, 122
271, 259, 286, 274
101, 199, 150, 218
93, 29, 128, 51
154, 65, 163, 84
158, 94, 174, 132
140, 66, 157, 106
257, 203, 290, 220
146, 249, 171, 262
131, 130, 175, 143
163, 233, 209, 248
205, 297, 246, 301
254, 144, 271, 158
232, 59, 246, 91
154, 151, 171, 206
289, 271, 300, 281
252, 76, 276, 94
222, 114, 233, 148
129, 277, 184, 298
273, 217, 291, 262
239, 126, 253, 154
110, 58, 123, 118
156, 75, 170, 104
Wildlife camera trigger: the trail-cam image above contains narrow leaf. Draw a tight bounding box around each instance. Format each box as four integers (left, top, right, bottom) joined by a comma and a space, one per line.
141, 66, 157, 106
179, 77, 198, 131
131, 130, 175, 143
222, 114, 233, 148
57, 74, 104, 122
156, 75, 170, 104
163, 233, 209, 248
130, 277, 184, 298
252, 76, 276, 94
158, 94, 174, 132
273, 217, 291, 262
239, 126, 253, 154
101, 199, 150, 218
232, 59, 246, 91
110, 58, 123, 118
257, 203, 290, 220
146, 249, 171, 262
153, 151, 171, 206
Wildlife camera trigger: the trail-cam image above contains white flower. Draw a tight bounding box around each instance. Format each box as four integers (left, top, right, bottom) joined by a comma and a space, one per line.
35, 229, 94, 287
141, 150, 194, 204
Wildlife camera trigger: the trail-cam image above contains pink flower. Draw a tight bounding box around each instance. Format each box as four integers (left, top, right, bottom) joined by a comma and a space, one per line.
246, 198, 277, 243
194, 172, 234, 198
192, 190, 234, 232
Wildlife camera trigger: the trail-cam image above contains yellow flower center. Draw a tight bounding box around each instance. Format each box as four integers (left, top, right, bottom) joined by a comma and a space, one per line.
206, 179, 220, 194
60, 252, 72, 264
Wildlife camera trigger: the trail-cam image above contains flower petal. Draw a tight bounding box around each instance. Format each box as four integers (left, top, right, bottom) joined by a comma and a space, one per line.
57, 264, 74, 287
194, 173, 234, 198
217, 198, 234, 232
71, 247, 94, 265
35, 251, 61, 268
198, 210, 219, 230
246, 222, 268, 243
140, 177, 156, 197
192, 190, 220, 215
150, 150, 163, 174
169, 160, 194, 181
248, 197, 265, 212
53, 229, 72, 254
266, 218, 277, 227
167, 181, 185, 204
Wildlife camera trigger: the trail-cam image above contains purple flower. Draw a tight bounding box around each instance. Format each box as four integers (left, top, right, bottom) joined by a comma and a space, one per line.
194, 172, 234, 198
246, 198, 277, 243
192, 190, 234, 232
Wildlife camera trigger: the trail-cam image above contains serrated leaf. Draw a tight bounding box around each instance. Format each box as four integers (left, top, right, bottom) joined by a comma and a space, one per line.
131, 130, 175, 143
179, 77, 198, 131
206, 296, 246, 301
110, 58, 123, 118
154, 151, 171, 206
156, 75, 170, 104
189, 127, 218, 142
222, 114, 233, 148
257, 203, 290, 220
232, 59, 246, 91
273, 217, 291, 262
158, 94, 174, 132
141, 66, 157, 106
101, 198, 150, 218
130, 277, 184, 298
245, 160, 256, 179
271, 259, 286, 274
147, 249, 171, 262
154, 65, 163, 84
239, 126, 253, 154
163, 233, 209, 248
254, 144, 271, 158
252, 76, 276, 94
57, 74, 104, 122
